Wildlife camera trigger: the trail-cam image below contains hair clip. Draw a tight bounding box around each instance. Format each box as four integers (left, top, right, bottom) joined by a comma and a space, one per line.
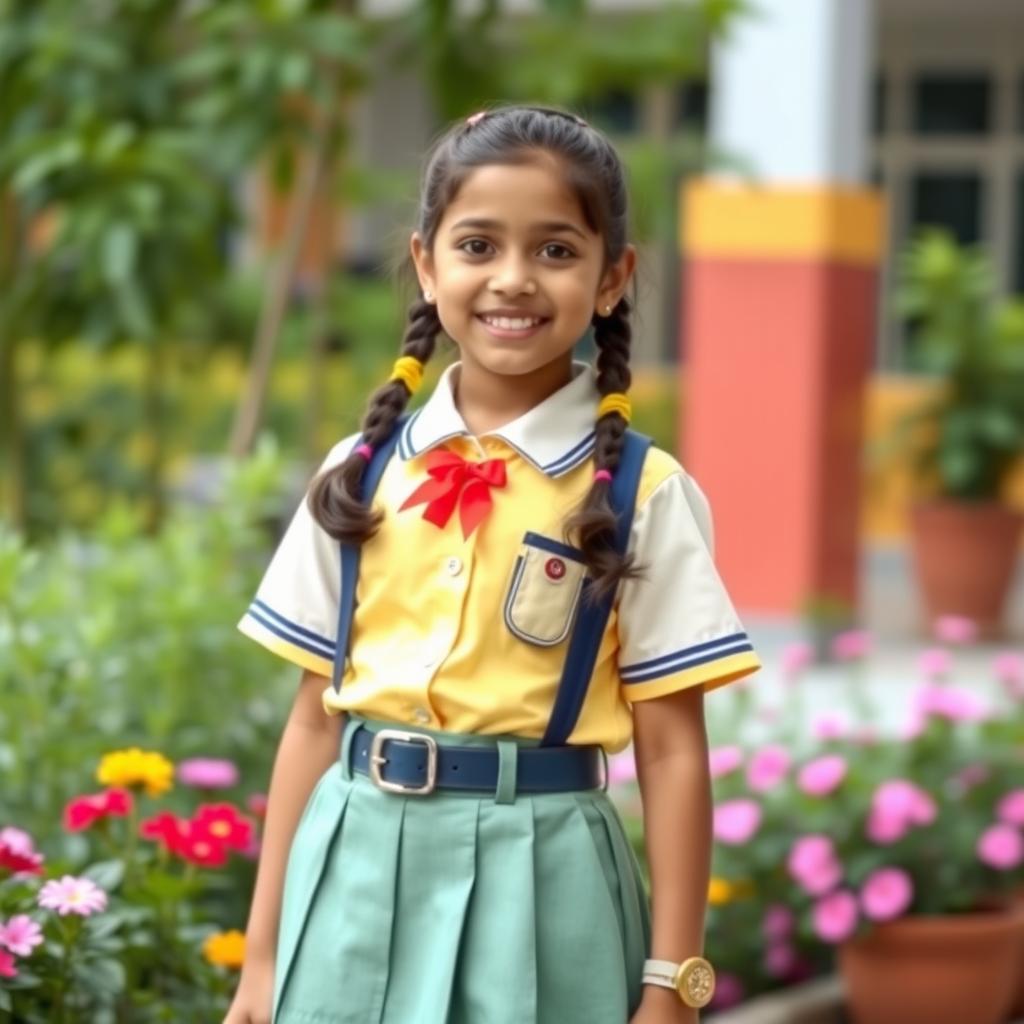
466, 110, 487, 127
354, 443, 374, 460
594, 469, 613, 484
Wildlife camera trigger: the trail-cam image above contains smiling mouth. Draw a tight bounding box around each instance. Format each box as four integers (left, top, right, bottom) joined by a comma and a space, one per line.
477, 314, 549, 330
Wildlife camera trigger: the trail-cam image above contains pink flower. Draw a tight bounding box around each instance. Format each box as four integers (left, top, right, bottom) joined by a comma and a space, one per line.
860, 867, 913, 921
0, 950, 16, 979
0, 829, 43, 876
798, 755, 848, 797
914, 684, 987, 723
761, 904, 795, 940
831, 629, 871, 661
607, 752, 637, 786
0, 827, 35, 857
993, 652, 1024, 699
763, 941, 797, 978
708, 745, 743, 780
811, 713, 848, 741
933, 615, 978, 645
708, 971, 744, 1011
246, 793, 268, 819
779, 642, 814, 682
867, 779, 937, 844
177, 758, 239, 790
996, 790, 1024, 828
0, 915, 43, 957
813, 889, 859, 943
37, 876, 108, 917
977, 824, 1024, 871
949, 763, 989, 795
917, 648, 951, 681
787, 834, 842, 895
746, 745, 791, 793
713, 799, 763, 845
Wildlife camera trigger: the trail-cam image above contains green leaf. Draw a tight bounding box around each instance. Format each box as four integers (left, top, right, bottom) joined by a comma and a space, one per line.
101, 223, 138, 285
83, 859, 125, 892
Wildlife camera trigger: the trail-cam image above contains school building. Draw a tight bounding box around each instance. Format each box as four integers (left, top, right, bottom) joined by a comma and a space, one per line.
254, 0, 1024, 616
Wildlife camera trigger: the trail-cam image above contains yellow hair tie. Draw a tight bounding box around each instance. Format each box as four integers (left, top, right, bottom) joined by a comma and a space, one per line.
597, 392, 632, 423
389, 355, 425, 394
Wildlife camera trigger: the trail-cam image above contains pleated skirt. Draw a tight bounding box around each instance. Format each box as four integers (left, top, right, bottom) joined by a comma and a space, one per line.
272, 713, 652, 1024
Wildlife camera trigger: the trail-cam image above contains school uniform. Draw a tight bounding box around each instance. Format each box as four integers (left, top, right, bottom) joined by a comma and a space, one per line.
238, 360, 761, 1024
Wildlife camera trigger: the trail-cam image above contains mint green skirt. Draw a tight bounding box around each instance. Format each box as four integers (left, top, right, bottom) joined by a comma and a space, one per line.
272, 714, 651, 1024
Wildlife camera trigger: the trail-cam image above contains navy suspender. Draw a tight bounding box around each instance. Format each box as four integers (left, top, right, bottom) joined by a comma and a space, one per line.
331, 422, 652, 747
330, 418, 408, 694
540, 430, 651, 746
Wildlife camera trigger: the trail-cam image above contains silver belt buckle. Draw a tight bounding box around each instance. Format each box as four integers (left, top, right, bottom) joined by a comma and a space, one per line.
368, 729, 439, 796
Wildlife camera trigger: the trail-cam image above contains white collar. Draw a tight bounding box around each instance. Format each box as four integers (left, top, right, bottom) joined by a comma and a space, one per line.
396, 360, 599, 478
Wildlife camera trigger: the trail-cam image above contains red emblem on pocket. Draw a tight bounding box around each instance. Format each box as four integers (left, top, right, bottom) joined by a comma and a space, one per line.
545, 557, 566, 581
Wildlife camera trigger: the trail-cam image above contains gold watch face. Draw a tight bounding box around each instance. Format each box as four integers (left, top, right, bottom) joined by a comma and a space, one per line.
675, 957, 715, 1008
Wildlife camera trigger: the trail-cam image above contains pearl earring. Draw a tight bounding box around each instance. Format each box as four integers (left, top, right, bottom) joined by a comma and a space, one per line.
424, 290, 434, 302
604, 304, 612, 315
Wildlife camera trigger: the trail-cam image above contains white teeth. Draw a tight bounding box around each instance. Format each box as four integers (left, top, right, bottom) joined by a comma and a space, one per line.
482, 316, 543, 330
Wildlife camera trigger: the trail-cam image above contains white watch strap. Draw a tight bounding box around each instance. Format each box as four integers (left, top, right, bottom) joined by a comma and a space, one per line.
644, 958, 680, 978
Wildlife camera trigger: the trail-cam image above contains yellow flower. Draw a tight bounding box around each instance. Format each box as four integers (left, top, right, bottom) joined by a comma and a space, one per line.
708, 877, 734, 905
97, 748, 174, 798
203, 930, 246, 969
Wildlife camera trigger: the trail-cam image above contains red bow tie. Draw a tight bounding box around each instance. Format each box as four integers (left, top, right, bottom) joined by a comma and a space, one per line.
399, 449, 508, 539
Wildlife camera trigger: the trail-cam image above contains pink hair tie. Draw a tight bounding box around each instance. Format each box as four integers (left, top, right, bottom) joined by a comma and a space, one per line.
354, 443, 374, 460
594, 469, 613, 484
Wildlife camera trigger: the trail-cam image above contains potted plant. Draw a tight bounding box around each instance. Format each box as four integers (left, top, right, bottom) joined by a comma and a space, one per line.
604, 624, 1024, 1018
884, 228, 1024, 637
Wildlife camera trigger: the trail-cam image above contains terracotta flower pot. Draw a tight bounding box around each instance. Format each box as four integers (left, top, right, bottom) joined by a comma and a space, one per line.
837, 905, 1024, 1024
909, 500, 1024, 639
1013, 887, 1024, 1018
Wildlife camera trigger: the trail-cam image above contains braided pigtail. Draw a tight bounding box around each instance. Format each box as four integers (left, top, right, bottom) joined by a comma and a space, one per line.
564, 297, 643, 601
308, 295, 442, 545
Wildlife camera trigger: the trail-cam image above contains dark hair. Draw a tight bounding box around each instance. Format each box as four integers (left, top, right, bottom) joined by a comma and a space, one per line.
308, 103, 640, 599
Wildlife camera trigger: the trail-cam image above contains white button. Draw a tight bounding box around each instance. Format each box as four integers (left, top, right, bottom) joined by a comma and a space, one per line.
445, 556, 463, 577
411, 707, 431, 724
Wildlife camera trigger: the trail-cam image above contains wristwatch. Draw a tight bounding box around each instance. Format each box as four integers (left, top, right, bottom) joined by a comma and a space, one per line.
642, 956, 716, 1008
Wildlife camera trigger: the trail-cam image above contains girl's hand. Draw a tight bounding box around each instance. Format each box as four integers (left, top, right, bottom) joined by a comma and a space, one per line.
629, 983, 701, 1024
222, 954, 275, 1024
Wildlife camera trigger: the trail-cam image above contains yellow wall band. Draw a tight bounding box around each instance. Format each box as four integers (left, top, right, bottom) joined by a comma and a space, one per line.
681, 180, 886, 265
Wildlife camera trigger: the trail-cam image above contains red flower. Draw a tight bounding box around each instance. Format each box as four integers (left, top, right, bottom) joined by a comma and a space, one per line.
0, 949, 17, 979
64, 788, 133, 832
246, 793, 268, 819
0, 842, 43, 877
192, 804, 254, 853
178, 820, 229, 868
140, 811, 189, 856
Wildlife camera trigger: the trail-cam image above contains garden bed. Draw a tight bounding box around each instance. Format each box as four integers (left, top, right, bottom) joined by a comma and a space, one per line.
712, 976, 1024, 1024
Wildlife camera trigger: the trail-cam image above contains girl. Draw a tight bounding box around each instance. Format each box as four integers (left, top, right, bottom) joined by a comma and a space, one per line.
225, 104, 761, 1024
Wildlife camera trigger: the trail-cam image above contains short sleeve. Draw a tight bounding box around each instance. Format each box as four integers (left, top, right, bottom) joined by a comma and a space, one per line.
616, 468, 761, 702
236, 435, 358, 677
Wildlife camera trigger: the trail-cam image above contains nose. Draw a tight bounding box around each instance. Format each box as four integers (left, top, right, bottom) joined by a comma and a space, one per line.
487, 255, 536, 296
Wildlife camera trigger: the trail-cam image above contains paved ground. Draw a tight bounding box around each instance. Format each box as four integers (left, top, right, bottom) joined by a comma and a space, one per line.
721, 544, 1024, 746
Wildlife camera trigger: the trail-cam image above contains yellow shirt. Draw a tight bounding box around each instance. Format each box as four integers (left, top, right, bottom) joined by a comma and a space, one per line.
238, 361, 761, 753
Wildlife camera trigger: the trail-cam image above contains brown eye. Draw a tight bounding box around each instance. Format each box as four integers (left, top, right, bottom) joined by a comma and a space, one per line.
458, 239, 492, 256
542, 243, 575, 260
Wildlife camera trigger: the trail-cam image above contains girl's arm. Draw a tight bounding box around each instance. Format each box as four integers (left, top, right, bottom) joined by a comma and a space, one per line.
236, 671, 344, 977
631, 684, 712, 1023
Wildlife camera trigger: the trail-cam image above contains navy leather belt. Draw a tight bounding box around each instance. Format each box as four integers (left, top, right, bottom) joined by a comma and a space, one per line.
349, 725, 607, 796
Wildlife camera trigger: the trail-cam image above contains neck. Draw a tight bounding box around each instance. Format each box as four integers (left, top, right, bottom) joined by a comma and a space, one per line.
452, 356, 575, 437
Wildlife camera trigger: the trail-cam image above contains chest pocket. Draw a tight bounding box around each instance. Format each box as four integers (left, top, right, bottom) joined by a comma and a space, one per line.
503, 532, 588, 647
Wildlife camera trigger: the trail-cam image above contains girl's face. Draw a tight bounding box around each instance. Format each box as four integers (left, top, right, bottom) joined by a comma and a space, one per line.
411, 155, 635, 384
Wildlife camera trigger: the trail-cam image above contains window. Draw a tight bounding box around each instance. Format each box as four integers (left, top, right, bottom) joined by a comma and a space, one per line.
1015, 171, 1024, 294
909, 172, 985, 246
581, 90, 639, 135
913, 73, 991, 135
676, 80, 709, 133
